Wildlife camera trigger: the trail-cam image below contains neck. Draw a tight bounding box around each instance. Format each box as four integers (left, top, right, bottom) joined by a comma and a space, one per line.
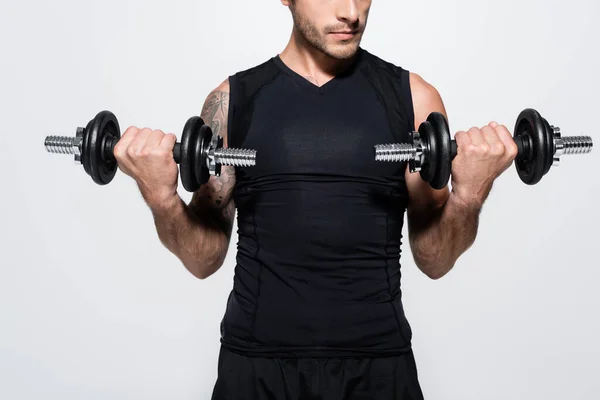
278, 28, 359, 86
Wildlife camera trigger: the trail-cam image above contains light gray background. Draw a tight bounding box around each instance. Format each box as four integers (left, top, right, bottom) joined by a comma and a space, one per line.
1, 0, 599, 399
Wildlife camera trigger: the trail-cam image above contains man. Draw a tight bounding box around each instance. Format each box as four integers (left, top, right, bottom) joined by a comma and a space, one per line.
114, 0, 518, 398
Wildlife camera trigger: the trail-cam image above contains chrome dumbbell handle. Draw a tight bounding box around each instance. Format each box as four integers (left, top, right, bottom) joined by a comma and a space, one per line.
44, 133, 256, 168
375, 131, 592, 166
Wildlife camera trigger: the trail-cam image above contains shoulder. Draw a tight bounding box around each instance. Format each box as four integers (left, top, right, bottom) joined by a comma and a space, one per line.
361, 48, 441, 104
224, 58, 281, 117
234, 57, 278, 76
204, 57, 280, 100
201, 78, 231, 118
360, 50, 441, 105
202, 78, 230, 103
359, 48, 408, 78
360, 50, 445, 124
202, 78, 231, 115
229, 57, 281, 90
407, 72, 445, 127
215, 77, 230, 93
408, 72, 437, 96
408, 73, 443, 113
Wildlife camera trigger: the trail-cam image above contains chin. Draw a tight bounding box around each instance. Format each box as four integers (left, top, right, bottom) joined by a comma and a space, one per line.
318, 36, 360, 59
324, 44, 360, 60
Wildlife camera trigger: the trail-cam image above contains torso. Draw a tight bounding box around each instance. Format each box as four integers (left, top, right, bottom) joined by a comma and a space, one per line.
221, 48, 417, 357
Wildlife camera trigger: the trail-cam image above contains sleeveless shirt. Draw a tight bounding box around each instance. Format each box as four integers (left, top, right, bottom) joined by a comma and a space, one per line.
220, 47, 416, 358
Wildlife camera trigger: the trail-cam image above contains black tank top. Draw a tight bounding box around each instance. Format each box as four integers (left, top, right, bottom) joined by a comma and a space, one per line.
220, 47, 415, 358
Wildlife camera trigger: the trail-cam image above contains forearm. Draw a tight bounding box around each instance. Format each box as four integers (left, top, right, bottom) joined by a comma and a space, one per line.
409, 191, 482, 279
149, 195, 228, 279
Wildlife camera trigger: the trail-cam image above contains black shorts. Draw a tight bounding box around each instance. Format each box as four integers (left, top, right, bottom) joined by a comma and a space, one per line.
210, 345, 425, 400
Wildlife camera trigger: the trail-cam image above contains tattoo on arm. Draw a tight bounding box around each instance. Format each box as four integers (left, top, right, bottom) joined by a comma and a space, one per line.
188, 84, 236, 239
201, 90, 229, 138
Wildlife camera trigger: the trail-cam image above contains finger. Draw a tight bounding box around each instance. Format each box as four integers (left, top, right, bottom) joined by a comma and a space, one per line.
114, 126, 140, 158
481, 125, 502, 145
159, 133, 177, 152
494, 123, 514, 144
481, 125, 505, 155
121, 125, 140, 139
454, 130, 471, 154
467, 127, 485, 146
144, 129, 165, 151
129, 127, 153, 156
489, 121, 499, 129
495, 124, 519, 159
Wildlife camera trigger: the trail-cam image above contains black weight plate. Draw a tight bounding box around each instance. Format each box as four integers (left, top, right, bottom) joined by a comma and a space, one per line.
180, 116, 201, 192
429, 112, 452, 190
540, 117, 555, 177
418, 120, 437, 185
514, 109, 552, 185
82, 110, 120, 185
196, 124, 213, 185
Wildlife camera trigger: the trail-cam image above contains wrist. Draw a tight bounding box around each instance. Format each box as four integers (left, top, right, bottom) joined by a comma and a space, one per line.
147, 193, 182, 217
449, 188, 484, 211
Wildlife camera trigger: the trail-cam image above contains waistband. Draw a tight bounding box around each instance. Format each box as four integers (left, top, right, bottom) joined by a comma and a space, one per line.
220, 338, 413, 359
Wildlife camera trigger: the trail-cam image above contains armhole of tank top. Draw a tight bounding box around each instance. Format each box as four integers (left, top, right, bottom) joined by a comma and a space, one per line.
398, 68, 416, 133
226, 74, 238, 148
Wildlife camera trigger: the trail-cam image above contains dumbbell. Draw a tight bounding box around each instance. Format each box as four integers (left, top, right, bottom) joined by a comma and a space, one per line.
374, 108, 593, 189
44, 110, 256, 192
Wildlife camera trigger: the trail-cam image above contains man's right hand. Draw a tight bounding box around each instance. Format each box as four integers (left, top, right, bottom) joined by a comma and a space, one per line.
113, 126, 179, 210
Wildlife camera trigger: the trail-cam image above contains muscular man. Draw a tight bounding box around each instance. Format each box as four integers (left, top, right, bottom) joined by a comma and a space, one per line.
114, 1, 518, 398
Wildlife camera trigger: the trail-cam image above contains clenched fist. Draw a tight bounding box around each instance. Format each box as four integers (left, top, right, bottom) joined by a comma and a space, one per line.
113, 126, 179, 210
451, 122, 519, 206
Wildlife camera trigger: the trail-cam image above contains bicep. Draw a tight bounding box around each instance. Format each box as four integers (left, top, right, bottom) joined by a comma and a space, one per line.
405, 73, 450, 229
188, 79, 237, 239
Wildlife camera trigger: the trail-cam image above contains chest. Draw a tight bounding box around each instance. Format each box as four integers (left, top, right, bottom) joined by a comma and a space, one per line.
237, 80, 406, 179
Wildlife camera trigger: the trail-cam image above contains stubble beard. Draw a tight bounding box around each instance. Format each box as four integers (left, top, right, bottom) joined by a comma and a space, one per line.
290, 8, 362, 60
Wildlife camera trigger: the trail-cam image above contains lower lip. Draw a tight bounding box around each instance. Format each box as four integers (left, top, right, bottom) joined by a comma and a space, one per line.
330, 32, 356, 40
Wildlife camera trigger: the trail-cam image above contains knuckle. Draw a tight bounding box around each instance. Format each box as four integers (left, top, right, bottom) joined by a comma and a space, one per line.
113, 146, 125, 159
491, 143, 505, 155
150, 148, 166, 157
123, 126, 139, 136
465, 143, 478, 154
484, 127, 497, 137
